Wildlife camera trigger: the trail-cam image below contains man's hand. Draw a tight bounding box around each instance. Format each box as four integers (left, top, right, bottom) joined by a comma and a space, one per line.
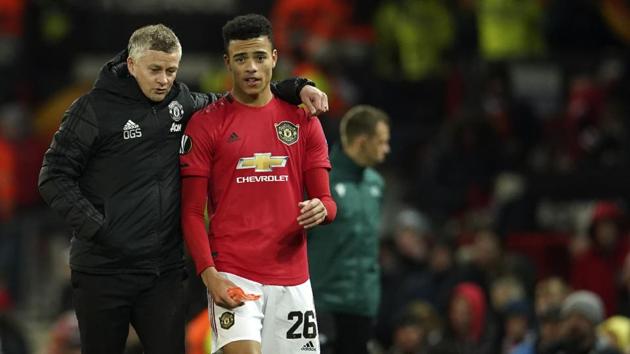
299, 85, 328, 115
200, 267, 244, 309
297, 198, 327, 229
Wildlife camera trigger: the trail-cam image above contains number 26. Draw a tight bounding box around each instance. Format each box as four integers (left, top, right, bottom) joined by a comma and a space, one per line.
286, 310, 317, 339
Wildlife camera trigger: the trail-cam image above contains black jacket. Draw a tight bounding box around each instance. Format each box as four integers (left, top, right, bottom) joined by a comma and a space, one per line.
38, 50, 310, 274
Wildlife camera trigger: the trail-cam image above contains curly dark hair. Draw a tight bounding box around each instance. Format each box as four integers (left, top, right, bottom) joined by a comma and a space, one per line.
222, 14, 273, 52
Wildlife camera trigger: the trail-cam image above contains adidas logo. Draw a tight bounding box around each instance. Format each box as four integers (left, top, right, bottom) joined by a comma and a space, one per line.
123, 120, 142, 140
228, 132, 240, 143
301, 341, 316, 351
123, 120, 139, 130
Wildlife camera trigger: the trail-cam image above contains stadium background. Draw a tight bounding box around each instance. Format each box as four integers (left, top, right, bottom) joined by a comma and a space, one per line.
2, 0, 630, 353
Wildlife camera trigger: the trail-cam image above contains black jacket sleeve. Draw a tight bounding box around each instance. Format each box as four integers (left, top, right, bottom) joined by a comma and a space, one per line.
190, 92, 222, 112
38, 96, 105, 240
271, 77, 315, 105
190, 77, 314, 111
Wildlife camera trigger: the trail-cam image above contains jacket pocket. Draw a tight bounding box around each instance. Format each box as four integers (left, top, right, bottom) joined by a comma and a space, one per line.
75, 215, 105, 241
94, 190, 158, 256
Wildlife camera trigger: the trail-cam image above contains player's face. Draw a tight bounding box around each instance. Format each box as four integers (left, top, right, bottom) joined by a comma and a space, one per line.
127, 49, 180, 102
224, 36, 277, 104
361, 121, 390, 166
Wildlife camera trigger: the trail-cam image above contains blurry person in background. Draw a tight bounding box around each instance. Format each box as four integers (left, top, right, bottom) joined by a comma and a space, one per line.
38, 23, 327, 354
425, 239, 464, 314
598, 316, 630, 354
47, 311, 143, 354
308, 105, 390, 354
499, 300, 532, 354
534, 277, 570, 317
490, 275, 526, 316
570, 201, 629, 316
0, 312, 29, 354
386, 301, 442, 354
47, 311, 82, 354
489, 275, 527, 352
393, 209, 433, 272
511, 306, 563, 354
620, 253, 630, 318
509, 277, 570, 354
511, 277, 569, 354
460, 228, 535, 299
375, 208, 433, 350
438, 282, 498, 354
0, 110, 19, 308
544, 290, 619, 354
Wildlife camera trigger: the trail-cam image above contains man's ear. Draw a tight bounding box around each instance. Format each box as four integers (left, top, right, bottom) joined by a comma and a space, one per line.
223, 54, 231, 72
272, 49, 278, 69
351, 135, 368, 150
127, 56, 136, 77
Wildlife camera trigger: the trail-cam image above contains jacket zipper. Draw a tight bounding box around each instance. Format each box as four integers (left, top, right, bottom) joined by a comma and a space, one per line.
152, 106, 162, 275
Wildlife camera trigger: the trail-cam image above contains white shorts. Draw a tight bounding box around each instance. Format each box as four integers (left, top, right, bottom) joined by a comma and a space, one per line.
208, 272, 320, 354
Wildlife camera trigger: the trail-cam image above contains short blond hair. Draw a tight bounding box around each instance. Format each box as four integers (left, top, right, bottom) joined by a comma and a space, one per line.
128, 24, 181, 60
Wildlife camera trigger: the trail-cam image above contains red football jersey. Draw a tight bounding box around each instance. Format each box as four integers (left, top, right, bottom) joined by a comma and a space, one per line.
180, 95, 331, 285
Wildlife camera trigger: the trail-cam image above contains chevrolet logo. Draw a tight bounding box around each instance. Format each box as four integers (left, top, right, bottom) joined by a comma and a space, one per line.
236, 153, 288, 172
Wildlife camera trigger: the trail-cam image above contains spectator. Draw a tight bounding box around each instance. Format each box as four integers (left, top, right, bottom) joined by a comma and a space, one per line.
545, 290, 619, 354
570, 201, 629, 316
598, 316, 630, 354
0, 313, 29, 354
438, 282, 498, 354
387, 301, 442, 354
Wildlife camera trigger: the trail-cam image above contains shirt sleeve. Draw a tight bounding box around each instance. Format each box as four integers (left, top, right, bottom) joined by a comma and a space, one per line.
181, 175, 215, 274
304, 167, 337, 224
303, 114, 332, 171
180, 110, 214, 178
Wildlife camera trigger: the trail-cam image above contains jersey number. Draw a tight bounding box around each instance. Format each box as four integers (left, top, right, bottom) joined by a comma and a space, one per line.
286, 310, 317, 339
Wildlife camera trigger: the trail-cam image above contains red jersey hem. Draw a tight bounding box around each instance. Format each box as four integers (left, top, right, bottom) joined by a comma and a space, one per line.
215, 263, 309, 286
180, 168, 210, 177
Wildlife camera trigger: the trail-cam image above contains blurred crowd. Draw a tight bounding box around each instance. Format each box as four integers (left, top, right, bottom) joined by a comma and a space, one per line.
2, 0, 630, 353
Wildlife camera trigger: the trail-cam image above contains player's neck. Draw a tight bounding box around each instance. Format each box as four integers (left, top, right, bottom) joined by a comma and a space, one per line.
343, 144, 369, 168
231, 87, 273, 107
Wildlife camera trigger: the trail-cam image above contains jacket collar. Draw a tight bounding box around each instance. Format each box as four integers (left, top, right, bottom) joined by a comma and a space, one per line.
331, 144, 364, 181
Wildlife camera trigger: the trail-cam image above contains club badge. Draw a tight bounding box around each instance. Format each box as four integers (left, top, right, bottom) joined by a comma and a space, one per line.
168, 100, 184, 122
219, 312, 235, 329
275, 121, 299, 146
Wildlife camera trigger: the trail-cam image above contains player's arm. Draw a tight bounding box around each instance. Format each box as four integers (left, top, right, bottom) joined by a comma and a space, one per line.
180, 176, 244, 309
38, 96, 105, 240
272, 78, 328, 115
298, 168, 337, 229
190, 78, 328, 114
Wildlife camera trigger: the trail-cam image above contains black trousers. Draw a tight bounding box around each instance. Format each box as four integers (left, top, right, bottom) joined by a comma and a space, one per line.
318, 311, 373, 354
71, 269, 185, 354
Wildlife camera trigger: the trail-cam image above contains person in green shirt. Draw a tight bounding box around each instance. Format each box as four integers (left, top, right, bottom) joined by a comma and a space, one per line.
308, 105, 391, 354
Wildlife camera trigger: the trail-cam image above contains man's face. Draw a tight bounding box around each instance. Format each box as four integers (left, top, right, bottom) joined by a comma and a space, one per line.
359, 121, 390, 167
127, 49, 180, 102
561, 313, 595, 350
449, 295, 472, 337
224, 36, 277, 103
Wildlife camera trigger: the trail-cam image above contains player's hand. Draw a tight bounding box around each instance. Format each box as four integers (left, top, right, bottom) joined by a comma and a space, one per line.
297, 198, 327, 229
299, 85, 328, 116
200, 267, 244, 309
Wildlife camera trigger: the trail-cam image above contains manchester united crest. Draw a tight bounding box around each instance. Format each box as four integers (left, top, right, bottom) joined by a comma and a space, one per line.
275, 121, 299, 146
219, 312, 235, 329
168, 100, 184, 122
